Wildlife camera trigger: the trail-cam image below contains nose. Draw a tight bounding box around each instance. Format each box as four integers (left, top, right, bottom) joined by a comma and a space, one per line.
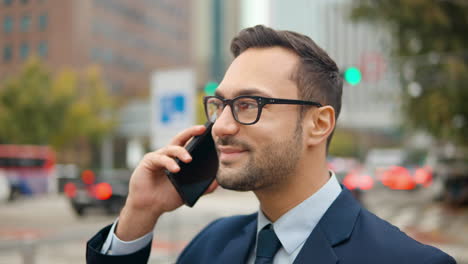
212, 105, 240, 139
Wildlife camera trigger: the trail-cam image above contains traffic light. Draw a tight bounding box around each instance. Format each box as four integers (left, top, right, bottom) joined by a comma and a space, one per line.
204, 82, 218, 95
343, 67, 362, 86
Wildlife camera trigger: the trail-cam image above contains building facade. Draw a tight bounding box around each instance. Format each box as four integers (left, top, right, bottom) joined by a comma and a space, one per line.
192, 0, 240, 86
1, 0, 192, 97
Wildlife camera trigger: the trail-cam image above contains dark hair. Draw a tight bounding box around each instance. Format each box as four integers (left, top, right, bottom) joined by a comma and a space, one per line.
230, 25, 343, 149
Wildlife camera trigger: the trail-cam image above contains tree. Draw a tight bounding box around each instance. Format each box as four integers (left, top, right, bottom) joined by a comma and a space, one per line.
351, 0, 468, 147
0, 58, 115, 164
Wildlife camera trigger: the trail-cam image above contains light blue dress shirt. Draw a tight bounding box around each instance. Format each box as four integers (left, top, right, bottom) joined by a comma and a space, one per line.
102, 172, 342, 263
247, 173, 342, 263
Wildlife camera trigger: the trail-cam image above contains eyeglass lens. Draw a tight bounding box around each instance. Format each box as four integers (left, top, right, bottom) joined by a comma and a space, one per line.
205, 97, 259, 124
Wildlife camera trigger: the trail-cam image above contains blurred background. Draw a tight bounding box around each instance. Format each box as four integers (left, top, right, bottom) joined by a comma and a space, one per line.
0, 0, 467, 263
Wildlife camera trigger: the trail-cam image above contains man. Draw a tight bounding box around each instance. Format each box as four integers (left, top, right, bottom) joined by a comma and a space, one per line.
87, 25, 456, 264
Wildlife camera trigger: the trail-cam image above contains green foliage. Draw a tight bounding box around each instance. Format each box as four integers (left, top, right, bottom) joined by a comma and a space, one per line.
351, 0, 468, 147
0, 58, 115, 151
329, 130, 360, 158
196, 91, 208, 124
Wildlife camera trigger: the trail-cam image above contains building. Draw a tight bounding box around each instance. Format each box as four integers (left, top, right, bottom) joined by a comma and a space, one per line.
0, 0, 192, 97
192, 0, 240, 86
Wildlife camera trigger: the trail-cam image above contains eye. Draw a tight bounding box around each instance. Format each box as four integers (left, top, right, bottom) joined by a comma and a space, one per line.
235, 100, 257, 111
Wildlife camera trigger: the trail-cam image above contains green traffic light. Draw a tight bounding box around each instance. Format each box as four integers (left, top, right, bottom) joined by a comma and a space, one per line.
344, 67, 362, 86
204, 82, 218, 95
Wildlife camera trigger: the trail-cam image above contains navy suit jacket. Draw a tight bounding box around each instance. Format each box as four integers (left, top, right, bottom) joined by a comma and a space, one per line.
86, 188, 456, 264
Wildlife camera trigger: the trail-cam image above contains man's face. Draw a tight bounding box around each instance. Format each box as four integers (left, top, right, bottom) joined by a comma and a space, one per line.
212, 47, 304, 191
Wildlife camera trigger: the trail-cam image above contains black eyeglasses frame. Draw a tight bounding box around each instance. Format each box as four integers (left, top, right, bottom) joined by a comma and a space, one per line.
203, 95, 323, 125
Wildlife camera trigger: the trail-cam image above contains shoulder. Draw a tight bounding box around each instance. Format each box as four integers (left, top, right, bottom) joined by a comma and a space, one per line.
177, 213, 257, 261
198, 213, 257, 237
343, 208, 456, 264
186, 212, 256, 244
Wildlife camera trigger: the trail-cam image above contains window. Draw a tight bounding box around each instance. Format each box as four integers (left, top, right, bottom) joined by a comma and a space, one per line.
4, 0, 13, 6
3, 16, 13, 33
20, 43, 29, 59
20, 15, 30, 32
38, 41, 47, 57
38, 14, 47, 31
3, 45, 12, 62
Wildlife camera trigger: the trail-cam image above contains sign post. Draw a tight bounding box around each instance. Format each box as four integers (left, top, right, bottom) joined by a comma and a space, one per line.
151, 69, 196, 149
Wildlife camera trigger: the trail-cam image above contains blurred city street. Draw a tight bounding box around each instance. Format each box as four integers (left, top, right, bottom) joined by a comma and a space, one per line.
1, 1, 468, 263
1, 186, 467, 264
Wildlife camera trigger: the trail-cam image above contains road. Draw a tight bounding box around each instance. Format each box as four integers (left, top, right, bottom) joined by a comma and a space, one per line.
0, 186, 467, 264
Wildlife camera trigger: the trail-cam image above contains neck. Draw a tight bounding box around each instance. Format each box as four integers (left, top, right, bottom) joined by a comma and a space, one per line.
254, 150, 330, 222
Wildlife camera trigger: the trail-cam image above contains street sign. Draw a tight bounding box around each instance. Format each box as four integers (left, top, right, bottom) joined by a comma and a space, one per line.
151, 69, 196, 149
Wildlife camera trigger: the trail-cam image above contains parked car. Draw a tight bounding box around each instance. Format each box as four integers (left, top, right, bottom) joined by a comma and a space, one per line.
349, 148, 432, 191
62, 169, 130, 216
328, 157, 365, 201
426, 146, 468, 205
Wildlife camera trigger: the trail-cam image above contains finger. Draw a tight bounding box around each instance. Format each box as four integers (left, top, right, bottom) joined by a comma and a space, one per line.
142, 152, 181, 173
157, 145, 192, 163
170, 125, 207, 146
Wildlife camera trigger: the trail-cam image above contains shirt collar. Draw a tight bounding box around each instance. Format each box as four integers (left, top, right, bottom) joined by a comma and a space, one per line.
256, 171, 342, 255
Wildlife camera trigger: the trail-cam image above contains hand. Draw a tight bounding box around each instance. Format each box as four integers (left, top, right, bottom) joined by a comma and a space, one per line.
116, 125, 219, 241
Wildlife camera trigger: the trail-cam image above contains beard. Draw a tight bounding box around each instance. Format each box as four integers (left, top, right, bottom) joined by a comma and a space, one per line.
215, 123, 303, 191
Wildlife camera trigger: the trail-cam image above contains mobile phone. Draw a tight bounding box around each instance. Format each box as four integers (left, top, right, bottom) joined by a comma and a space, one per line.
165, 122, 219, 207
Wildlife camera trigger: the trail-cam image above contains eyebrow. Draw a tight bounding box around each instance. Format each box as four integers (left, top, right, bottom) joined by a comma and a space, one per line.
215, 87, 272, 98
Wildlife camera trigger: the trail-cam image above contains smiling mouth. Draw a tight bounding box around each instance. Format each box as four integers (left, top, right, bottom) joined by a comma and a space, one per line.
217, 147, 248, 162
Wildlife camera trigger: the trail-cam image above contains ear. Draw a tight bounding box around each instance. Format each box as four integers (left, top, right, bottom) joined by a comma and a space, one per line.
303, 106, 335, 147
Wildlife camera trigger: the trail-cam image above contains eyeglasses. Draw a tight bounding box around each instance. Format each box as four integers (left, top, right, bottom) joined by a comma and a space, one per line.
203, 95, 323, 125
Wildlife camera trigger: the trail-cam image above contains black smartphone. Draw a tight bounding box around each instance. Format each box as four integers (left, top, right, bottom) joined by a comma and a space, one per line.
165, 122, 219, 207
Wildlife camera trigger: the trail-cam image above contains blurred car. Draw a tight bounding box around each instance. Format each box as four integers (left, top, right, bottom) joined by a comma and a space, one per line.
365, 148, 405, 181
62, 169, 130, 216
328, 157, 366, 200
0, 144, 56, 200
380, 166, 416, 190
350, 148, 433, 191
426, 146, 468, 205
342, 169, 374, 191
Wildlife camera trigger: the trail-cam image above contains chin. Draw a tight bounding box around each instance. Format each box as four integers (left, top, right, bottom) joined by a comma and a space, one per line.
216, 167, 259, 192
217, 168, 241, 187
219, 157, 245, 168
217, 180, 253, 192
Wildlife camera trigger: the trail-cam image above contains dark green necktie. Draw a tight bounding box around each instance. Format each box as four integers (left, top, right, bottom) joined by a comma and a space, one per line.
255, 224, 282, 264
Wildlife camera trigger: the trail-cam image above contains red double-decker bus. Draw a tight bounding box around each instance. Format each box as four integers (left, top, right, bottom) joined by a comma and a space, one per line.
0, 144, 56, 200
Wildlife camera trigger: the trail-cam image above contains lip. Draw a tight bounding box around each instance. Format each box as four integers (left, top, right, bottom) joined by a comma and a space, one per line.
217, 146, 247, 161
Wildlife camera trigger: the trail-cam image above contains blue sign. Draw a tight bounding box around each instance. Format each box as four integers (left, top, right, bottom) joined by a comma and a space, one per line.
160, 94, 186, 125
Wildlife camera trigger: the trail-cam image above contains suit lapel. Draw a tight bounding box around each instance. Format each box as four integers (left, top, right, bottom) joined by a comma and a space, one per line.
293, 226, 338, 264
294, 188, 361, 264
216, 216, 257, 264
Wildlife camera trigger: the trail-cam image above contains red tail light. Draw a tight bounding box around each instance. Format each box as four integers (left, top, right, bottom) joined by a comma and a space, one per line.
81, 170, 95, 185
414, 167, 433, 187
64, 182, 77, 198
94, 182, 112, 200
343, 172, 359, 190
343, 171, 374, 190
358, 175, 374, 190
385, 166, 416, 190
